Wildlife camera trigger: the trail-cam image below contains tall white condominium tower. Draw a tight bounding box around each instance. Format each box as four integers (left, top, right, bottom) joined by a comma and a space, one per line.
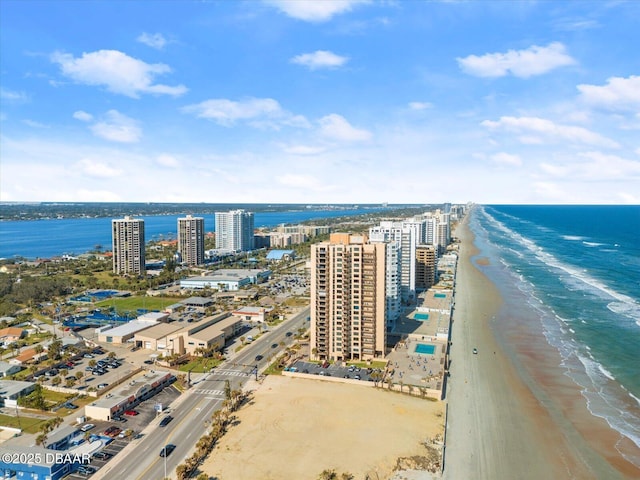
112, 216, 145, 275
214, 209, 255, 252
178, 215, 205, 266
310, 233, 387, 362
369, 220, 420, 302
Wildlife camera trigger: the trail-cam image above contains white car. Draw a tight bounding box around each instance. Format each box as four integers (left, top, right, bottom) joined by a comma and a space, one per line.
80, 423, 95, 432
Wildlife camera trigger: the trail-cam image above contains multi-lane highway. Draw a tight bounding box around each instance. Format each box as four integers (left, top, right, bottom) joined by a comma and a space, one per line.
92, 306, 309, 480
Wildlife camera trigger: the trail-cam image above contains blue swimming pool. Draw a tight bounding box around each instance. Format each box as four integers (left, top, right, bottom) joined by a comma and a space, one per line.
415, 343, 436, 355
414, 313, 429, 321
434, 293, 446, 298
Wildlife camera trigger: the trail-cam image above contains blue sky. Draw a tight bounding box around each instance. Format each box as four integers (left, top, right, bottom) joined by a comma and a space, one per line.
1, 0, 639, 204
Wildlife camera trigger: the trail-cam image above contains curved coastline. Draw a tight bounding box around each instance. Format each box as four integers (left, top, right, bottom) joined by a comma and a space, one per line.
443, 208, 639, 479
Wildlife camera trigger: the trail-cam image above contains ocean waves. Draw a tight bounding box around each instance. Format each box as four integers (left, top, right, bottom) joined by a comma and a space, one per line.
474, 205, 640, 466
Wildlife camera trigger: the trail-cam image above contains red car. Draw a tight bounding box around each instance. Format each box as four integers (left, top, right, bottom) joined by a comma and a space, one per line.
65, 361, 74, 367
104, 426, 121, 437
124, 410, 138, 416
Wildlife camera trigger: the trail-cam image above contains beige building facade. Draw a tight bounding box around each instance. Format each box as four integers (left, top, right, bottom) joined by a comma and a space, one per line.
310, 233, 386, 362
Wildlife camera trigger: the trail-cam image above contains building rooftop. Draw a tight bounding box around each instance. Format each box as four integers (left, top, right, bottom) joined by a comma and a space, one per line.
188, 316, 240, 342
134, 322, 185, 340
100, 319, 158, 338
0, 379, 33, 398
87, 370, 173, 409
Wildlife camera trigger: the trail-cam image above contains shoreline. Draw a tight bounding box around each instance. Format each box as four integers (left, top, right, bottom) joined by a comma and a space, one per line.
443, 210, 639, 479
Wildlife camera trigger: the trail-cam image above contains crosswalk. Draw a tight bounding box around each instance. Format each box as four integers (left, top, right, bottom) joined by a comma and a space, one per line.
193, 388, 225, 397
210, 369, 250, 377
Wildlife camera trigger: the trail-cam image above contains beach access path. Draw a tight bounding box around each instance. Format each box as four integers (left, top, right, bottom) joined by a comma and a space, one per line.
442, 213, 608, 480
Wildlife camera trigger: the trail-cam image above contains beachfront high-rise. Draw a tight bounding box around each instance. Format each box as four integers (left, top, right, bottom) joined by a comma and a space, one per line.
214, 210, 254, 252
112, 216, 145, 276
177, 215, 205, 266
369, 221, 420, 302
310, 233, 387, 362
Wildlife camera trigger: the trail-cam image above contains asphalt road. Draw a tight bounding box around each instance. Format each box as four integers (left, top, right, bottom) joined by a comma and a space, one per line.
92, 306, 309, 480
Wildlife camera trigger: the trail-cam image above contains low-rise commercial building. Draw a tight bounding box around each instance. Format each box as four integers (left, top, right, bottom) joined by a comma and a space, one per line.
0, 361, 23, 378
85, 370, 174, 421
0, 445, 80, 480
180, 269, 271, 291
133, 313, 243, 356
232, 306, 267, 323
0, 380, 35, 407
97, 318, 158, 344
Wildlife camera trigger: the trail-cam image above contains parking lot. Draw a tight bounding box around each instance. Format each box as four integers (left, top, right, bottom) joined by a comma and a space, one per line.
289, 360, 384, 383
61, 384, 180, 478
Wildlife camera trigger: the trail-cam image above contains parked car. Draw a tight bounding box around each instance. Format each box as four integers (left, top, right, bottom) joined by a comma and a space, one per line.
159, 415, 173, 427
104, 426, 121, 437
97, 383, 108, 389
80, 423, 95, 432
113, 416, 126, 423
83, 354, 94, 358
93, 451, 111, 460
159, 444, 176, 457
64, 402, 78, 409
143, 359, 154, 365
473, 348, 478, 354
77, 465, 96, 476
124, 410, 138, 416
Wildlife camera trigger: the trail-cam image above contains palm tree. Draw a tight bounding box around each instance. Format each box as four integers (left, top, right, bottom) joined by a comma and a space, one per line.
35, 432, 48, 446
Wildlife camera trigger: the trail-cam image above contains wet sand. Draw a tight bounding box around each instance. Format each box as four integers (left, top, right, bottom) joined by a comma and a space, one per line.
443, 210, 639, 479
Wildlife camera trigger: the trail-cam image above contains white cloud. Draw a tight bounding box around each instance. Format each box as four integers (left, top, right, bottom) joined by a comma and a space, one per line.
457, 42, 576, 78
276, 173, 321, 189
290, 50, 349, 70
75, 158, 123, 178
182, 97, 310, 129
265, 0, 368, 22
51, 49, 187, 98
319, 114, 372, 142
490, 152, 522, 167
481, 116, 619, 148
636, 147, 640, 156
137, 32, 168, 49
90, 110, 142, 143
156, 154, 180, 168
577, 75, 640, 111
539, 151, 640, 181
408, 102, 433, 111
73, 110, 93, 122
282, 144, 326, 155
0, 88, 28, 102
22, 120, 49, 129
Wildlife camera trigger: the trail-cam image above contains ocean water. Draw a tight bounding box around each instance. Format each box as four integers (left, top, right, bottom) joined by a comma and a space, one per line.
469, 205, 640, 466
0, 207, 382, 259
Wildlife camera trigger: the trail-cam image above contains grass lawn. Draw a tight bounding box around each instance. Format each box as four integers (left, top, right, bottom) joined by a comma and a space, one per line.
0, 414, 51, 434
177, 357, 223, 373
95, 296, 183, 314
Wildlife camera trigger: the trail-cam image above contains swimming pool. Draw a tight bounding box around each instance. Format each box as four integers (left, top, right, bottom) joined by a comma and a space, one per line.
434, 293, 446, 298
414, 343, 436, 355
414, 313, 429, 321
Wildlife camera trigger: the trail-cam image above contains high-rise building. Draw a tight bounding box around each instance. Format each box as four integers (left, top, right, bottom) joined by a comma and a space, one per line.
214, 210, 255, 252
310, 233, 386, 362
112, 216, 145, 276
177, 215, 205, 266
416, 245, 437, 290
369, 221, 420, 301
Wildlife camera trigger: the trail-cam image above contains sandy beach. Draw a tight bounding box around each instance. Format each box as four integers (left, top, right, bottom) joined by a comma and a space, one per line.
443, 211, 639, 479
199, 375, 444, 480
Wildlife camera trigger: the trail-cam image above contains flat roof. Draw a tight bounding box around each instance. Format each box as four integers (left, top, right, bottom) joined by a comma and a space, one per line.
87, 370, 173, 409
46, 424, 78, 444
100, 319, 158, 338
0, 379, 33, 397
134, 322, 185, 340
189, 316, 241, 342
233, 306, 265, 314
138, 312, 169, 321
421, 289, 453, 312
